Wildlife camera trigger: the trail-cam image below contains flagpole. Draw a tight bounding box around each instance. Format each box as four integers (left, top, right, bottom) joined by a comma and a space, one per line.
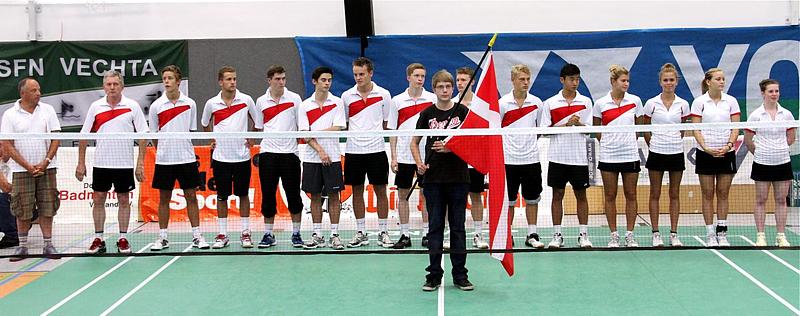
405, 33, 498, 201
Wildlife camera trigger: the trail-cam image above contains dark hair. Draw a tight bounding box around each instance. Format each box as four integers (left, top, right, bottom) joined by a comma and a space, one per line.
560, 63, 580, 78
161, 65, 182, 81
217, 66, 236, 81
352, 57, 374, 72
312, 66, 333, 81
758, 79, 779, 92
266, 65, 285, 79
456, 66, 474, 77
17, 77, 36, 95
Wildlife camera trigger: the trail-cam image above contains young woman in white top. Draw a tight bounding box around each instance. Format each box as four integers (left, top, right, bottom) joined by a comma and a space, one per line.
689, 68, 740, 247
593, 65, 644, 248
744, 79, 796, 247
643, 64, 690, 247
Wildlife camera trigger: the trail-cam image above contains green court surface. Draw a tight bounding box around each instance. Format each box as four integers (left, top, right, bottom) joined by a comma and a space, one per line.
0, 232, 798, 315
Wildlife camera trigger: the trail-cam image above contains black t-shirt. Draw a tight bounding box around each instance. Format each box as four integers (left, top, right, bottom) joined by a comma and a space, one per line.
415, 102, 470, 184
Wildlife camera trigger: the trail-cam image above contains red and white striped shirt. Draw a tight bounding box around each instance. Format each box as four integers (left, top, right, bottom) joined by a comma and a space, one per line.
81, 95, 149, 169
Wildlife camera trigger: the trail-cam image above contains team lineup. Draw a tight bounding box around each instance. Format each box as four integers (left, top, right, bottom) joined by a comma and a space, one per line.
2, 57, 796, 291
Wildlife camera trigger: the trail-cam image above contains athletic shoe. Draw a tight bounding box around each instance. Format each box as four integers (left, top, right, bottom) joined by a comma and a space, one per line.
705, 233, 719, 247
443, 240, 450, 250
717, 230, 730, 247
625, 232, 638, 247
291, 233, 304, 248
86, 238, 107, 254
608, 232, 620, 248
212, 234, 229, 249
43, 243, 60, 259
652, 232, 664, 247
303, 233, 325, 249
347, 231, 368, 248
421, 234, 429, 249
258, 233, 276, 248
151, 238, 169, 251
392, 234, 412, 249
578, 232, 593, 248
473, 234, 489, 249
192, 236, 210, 249
378, 231, 394, 248
670, 233, 683, 247
776, 233, 791, 247
548, 233, 564, 248
525, 233, 545, 248
422, 279, 441, 292
453, 279, 474, 291
10, 246, 28, 262
755, 232, 767, 247
329, 234, 344, 250
240, 231, 254, 248
117, 237, 131, 254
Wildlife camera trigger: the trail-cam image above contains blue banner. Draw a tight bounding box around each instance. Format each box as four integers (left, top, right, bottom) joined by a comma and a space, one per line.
296, 26, 799, 119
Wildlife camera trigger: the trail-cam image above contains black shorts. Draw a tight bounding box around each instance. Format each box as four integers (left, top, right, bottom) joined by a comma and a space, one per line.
695, 150, 737, 175
468, 168, 486, 193
395, 163, 422, 189
547, 162, 590, 190
302, 162, 344, 195
152, 162, 201, 191
598, 161, 641, 173
646, 152, 685, 172
344, 152, 389, 186
92, 168, 135, 193
211, 160, 251, 199
751, 162, 793, 182
258, 152, 303, 216
506, 163, 543, 203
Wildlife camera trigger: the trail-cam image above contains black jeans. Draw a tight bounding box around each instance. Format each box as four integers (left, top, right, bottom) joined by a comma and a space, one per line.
424, 183, 469, 283
0, 192, 18, 240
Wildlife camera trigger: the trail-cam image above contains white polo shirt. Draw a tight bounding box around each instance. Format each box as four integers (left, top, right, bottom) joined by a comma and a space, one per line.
255, 87, 302, 155
499, 91, 542, 165
388, 89, 436, 164
689, 92, 740, 150
201, 90, 258, 163
0, 100, 61, 173
149, 92, 197, 165
593, 92, 643, 163
341, 83, 391, 154
81, 96, 149, 169
298, 93, 346, 163
746, 104, 796, 166
643, 94, 690, 155
540, 90, 594, 166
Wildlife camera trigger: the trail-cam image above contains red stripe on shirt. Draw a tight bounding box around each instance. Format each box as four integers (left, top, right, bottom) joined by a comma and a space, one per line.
549, 104, 585, 126
601, 103, 636, 125
213, 103, 247, 125
502, 105, 537, 127
91, 108, 132, 133
157, 105, 190, 130
262, 102, 294, 125
397, 102, 433, 127
307, 104, 337, 126
348, 96, 383, 117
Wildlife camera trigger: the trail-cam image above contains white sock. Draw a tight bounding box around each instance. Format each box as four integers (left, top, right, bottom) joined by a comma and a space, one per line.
528, 225, 537, 236
553, 225, 562, 234
159, 229, 168, 239
95, 232, 103, 239
241, 217, 250, 232
331, 224, 339, 236
118, 232, 126, 239
422, 223, 429, 234
717, 219, 727, 227
474, 221, 483, 236
292, 221, 301, 234
357, 218, 366, 233
313, 223, 322, 235
400, 224, 410, 236
706, 225, 715, 235
626, 230, 634, 236
378, 219, 388, 232
265, 224, 273, 235
191, 226, 201, 238
579, 225, 588, 234
218, 217, 227, 235
611, 231, 619, 237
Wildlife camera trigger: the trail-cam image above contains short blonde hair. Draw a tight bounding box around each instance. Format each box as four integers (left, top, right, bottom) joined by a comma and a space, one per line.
431, 70, 454, 89
406, 63, 425, 76
511, 64, 531, 79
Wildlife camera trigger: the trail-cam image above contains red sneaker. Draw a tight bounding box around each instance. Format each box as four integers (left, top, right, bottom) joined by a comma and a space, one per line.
117, 237, 131, 254
86, 238, 106, 254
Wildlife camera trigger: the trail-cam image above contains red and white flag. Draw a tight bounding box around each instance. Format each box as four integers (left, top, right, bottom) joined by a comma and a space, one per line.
445, 52, 514, 276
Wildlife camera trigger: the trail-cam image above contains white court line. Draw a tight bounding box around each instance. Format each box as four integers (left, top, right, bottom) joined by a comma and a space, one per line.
692, 236, 800, 315
739, 236, 800, 275
41, 244, 152, 316
99, 244, 193, 316
438, 256, 445, 316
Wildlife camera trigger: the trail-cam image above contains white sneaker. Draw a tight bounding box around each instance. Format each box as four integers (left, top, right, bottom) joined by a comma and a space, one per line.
150, 238, 169, 251
625, 232, 638, 247
347, 231, 369, 248
755, 232, 767, 247
192, 236, 210, 249
304, 233, 326, 249
608, 232, 620, 248
212, 234, 229, 249
578, 232, 593, 248
525, 233, 545, 248
473, 234, 489, 249
717, 231, 730, 247
705, 233, 719, 247
378, 231, 394, 248
548, 233, 564, 248
652, 232, 664, 247
329, 234, 344, 250
776, 233, 791, 247
443, 240, 450, 250
669, 233, 683, 247
240, 231, 253, 248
